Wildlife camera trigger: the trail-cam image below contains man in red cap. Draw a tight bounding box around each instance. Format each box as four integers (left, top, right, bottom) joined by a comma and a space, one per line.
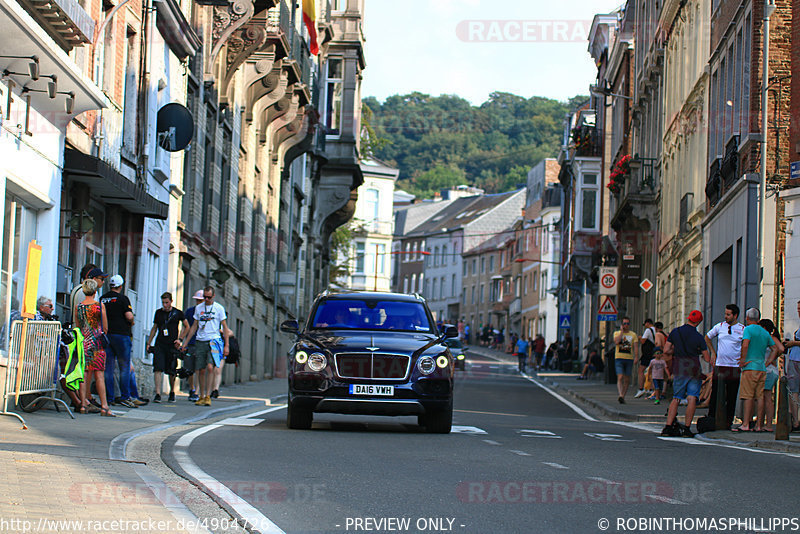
661, 310, 710, 437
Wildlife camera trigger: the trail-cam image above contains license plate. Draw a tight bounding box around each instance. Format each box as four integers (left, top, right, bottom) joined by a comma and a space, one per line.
349, 384, 394, 396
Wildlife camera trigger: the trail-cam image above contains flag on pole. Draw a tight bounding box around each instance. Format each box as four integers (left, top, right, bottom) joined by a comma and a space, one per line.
302, 0, 319, 55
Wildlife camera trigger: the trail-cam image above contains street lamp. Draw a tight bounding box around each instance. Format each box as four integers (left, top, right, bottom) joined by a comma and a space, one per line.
373, 248, 430, 292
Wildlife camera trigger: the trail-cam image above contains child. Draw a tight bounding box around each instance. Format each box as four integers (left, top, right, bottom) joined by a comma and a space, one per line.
646, 352, 669, 404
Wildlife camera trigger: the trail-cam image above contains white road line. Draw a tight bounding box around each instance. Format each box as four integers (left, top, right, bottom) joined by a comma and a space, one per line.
482, 439, 501, 446
584, 432, 634, 442
657, 436, 800, 458
451, 425, 488, 435
588, 477, 621, 485
218, 417, 265, 426
645, 494, 687, 505
521, 375, 598, 422
607, 421, 663, 433
542, 462, 569, 470
518, 429, 562, 439
174, 405, 288, 534
509, 450, 531, 456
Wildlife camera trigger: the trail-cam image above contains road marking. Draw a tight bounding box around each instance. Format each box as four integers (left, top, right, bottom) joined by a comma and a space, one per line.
608, 421, 663, 432
218, 417, 265, 426
542, 462, 569, 469
455, 409, 526, 417
646, 494, 687, 505
174, 405, 288, 534
585, 432, 634, 442
451, 425, 488, 435
518, 429, 561, 439
509, 450, 531, 456
482, 439, 501, 446
588, 477, 621, 485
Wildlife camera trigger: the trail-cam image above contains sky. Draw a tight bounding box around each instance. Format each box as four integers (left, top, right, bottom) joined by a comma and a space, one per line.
361, 0, 625, 106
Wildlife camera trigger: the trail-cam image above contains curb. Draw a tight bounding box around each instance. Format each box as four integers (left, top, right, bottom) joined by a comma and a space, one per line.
694, 432, 800, 454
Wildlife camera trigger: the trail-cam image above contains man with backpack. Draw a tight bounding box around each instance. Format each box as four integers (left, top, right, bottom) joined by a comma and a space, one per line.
661, 310, 711, 437
635, 319, 658, 398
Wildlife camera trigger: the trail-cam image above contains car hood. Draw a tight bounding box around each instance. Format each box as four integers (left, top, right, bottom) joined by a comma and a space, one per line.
303, 330, 442, 356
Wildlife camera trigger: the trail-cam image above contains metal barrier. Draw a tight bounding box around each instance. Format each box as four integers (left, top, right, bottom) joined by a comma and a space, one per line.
1, 320, 73, 427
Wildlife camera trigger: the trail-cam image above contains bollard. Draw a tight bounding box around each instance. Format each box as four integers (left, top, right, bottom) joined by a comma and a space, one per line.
775, 375, 790, 440
713, 369, 727, 430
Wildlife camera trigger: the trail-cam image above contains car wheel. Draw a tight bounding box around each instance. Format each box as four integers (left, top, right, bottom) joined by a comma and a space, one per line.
286, 401, 313, 430
421, 401, 452, 434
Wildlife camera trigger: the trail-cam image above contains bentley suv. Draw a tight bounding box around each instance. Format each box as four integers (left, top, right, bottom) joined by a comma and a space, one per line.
280, 291, 456, 433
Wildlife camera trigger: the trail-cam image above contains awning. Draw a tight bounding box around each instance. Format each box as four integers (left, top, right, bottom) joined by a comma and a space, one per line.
63, 148, 168, 220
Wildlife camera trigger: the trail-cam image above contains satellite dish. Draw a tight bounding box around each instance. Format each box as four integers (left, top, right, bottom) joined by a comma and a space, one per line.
156, 103, 194, 152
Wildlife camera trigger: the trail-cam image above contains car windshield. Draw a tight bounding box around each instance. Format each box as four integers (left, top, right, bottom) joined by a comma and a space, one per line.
310, 299, 433, 332
444, 338, 463, 349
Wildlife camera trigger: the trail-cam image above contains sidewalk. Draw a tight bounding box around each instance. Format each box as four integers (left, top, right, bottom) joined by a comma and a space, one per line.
467, 345, 800, 454
0, 377, 287, 533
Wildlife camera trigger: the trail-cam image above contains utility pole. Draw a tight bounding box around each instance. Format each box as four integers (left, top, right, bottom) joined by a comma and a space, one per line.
758, 0, 776, 311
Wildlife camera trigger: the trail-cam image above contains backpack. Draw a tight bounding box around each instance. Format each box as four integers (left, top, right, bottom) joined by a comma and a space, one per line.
641, 327, 656, 360
696, 416, 715, 434
226, 336, 241, 365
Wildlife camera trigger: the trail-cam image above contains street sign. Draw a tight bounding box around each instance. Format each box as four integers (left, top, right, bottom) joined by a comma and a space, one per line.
791, 161, 800, 181
558, 314, 571, 329
597, 295, 618, 322
639, 278, 653, 292
599, 266, 618, 295
620, 254, 642, 298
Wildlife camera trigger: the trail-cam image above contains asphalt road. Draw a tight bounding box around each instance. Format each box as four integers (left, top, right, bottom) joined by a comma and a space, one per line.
172, 353, 800, 534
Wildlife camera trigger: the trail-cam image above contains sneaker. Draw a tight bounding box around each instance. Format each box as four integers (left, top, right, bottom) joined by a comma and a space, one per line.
118, 399, 137, 408
653, 399, 660, 405
132, 398, 148, 406
679, 399, 688, 406
211, 389, 219, 399
618, 396, 625, 404
634, 389, 646, 398
660, 422, 682, 437
195, 397, 206, 406
203, 396, 212, 406
168, 392, 175, 403
153, 394, 161, 403
680, 425, 695, 438
188, 390, 199, 402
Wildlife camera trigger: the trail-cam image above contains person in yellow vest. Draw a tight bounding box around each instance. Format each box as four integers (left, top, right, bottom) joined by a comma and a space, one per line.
613, 316, 639, 404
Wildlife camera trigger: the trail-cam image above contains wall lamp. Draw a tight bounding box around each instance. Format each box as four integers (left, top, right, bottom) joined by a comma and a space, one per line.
0, 56, 39, 80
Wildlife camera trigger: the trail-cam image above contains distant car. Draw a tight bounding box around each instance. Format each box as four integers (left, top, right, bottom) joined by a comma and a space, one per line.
444, 338, 467, 370
280, 291, 457, 433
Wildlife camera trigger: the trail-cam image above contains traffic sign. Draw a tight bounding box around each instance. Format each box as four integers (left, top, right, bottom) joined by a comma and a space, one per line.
791, 161, 800, 181
597, 296, 618, 322
599, 267, 618, 296
639, 278, 653, 292
558, 314, 571, 329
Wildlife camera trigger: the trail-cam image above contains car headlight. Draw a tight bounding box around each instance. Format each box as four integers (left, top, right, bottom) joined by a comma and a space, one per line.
295, 350, 308, 364
436, 355, 449, 368
307, 352, 327, 372
417, 356, 435, 375
457, 353, 465, 360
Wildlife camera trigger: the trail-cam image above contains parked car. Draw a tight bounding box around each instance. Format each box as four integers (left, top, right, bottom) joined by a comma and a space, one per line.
444, 338, 467, 370
280, 291, 457, 433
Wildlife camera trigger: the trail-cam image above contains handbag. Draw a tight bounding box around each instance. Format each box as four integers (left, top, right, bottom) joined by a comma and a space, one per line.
99, 303, 110, 350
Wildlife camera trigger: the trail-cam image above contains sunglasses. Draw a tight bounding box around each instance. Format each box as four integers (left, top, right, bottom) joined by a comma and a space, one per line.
203, 295, 213, 299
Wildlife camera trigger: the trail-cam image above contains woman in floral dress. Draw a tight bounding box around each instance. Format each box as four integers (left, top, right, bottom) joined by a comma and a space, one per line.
73, 279, 113, 416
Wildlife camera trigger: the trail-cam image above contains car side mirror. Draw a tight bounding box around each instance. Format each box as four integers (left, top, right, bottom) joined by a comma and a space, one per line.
443, 325, 459, 338
280, 320, 299, 334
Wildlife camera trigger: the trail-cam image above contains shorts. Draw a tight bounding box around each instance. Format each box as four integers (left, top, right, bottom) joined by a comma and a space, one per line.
739, 370, 766, 400
194, 340, 217, 370
764, 369, 779, 391
787, 360, 800, 393
652, 378, 664, 391
639, 354, 654, 367
152, 344, 178, 375
672, 375, 702, 400
615, 358, 634, 377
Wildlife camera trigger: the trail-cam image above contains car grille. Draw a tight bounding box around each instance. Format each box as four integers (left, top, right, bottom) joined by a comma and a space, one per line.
335, 353, 410, 380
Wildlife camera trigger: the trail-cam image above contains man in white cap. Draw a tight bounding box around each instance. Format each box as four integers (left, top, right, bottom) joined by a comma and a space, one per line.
100, 275, 137, 408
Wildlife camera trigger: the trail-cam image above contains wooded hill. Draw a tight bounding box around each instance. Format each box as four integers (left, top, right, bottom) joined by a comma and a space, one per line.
361, 92, 586, 198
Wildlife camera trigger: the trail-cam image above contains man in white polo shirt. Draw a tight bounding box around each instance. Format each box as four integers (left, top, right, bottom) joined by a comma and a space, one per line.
783, 300, 800, 432
705, 303, 745, 429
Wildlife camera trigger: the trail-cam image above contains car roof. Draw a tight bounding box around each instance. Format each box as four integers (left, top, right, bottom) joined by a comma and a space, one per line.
315, 291, 424, 303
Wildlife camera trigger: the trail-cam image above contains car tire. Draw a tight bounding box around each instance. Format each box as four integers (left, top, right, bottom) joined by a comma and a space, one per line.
421, 401, 452, 434
286, 401, 313, 430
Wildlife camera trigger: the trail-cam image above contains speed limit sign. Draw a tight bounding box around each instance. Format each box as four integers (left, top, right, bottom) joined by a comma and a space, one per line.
599, 267, 618, 295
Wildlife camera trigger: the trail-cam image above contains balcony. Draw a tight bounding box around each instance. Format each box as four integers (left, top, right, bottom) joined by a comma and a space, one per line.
572, 125, 602, 158
17, 0, 93, 50
609, 155, 658, 231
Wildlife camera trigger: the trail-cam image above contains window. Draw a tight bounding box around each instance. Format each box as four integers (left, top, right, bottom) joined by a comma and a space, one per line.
325, 58, 343, 136
432, 278, 437, 299
580, 173, 598, 230
365, 188, 379, 223
403, 277, 409, 293
471, 286, 475, 304
442, 245, 448, 265
480, 284, 485, 303
355, 242, 365, 273
523, 275, 527, 296
411, 274, 417, 293
433, 246, 439, 266
463, 260, 467, 276
451, 274, 456, 297
376, 243, 386, 274
489, 255, 494, 272
440, 276, 445, 299
480, 257, 485, 273
405, 242, 411, 261
472, 259, 476, 275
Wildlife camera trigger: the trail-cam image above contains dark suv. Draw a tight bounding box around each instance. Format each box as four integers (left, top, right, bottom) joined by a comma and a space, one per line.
280, 291, 456, 433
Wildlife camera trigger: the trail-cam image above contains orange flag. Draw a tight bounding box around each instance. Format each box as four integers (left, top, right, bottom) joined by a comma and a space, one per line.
302, 0, 319, 55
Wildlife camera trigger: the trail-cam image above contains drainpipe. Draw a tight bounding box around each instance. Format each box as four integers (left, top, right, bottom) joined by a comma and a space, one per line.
758, 0, 776, 310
